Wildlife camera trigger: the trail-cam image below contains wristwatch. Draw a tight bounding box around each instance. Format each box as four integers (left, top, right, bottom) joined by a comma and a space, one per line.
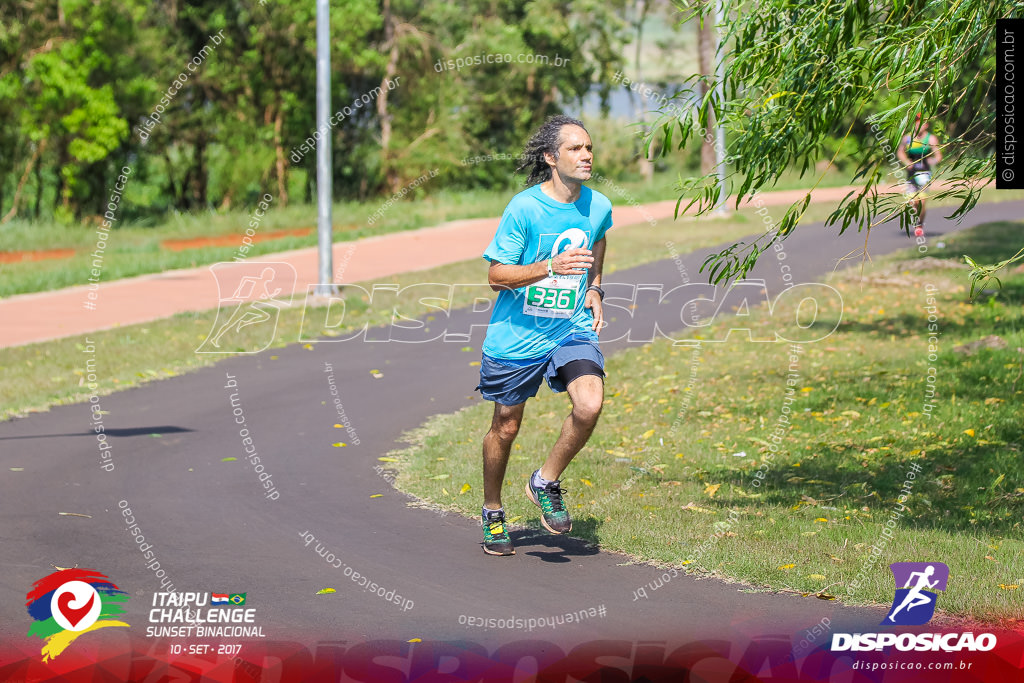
586, 285, 605, 300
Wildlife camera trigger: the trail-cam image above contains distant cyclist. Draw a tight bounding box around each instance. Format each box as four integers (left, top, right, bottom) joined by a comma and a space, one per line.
896, 114, 942, 236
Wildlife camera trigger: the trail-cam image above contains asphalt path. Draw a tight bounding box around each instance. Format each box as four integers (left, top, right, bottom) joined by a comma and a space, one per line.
2, 200, 1021, 659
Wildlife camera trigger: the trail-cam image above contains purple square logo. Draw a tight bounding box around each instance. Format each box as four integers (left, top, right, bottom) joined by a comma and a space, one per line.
882, 562, 950, 626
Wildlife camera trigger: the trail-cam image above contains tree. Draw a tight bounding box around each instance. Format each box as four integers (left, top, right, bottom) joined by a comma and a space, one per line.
649, 0, 1011, 290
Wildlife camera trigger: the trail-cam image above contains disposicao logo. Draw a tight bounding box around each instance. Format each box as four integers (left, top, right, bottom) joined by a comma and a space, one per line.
25, 568, 130, 661
832, 561, 997, 653
883, 561, 949, 625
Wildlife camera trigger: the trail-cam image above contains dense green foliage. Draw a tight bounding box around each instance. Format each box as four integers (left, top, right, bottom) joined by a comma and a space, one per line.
651, 0, 1017, 285
0, 0, 636, 222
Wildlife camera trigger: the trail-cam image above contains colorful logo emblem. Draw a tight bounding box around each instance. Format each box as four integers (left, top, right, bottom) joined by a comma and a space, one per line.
25, 568, 130, 661
883, 562, 950, 625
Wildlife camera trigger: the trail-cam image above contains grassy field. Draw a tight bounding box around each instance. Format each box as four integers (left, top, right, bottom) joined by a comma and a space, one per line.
0, 166, 865, 297
0, 197, 825, 420
386, 219, 1024, 624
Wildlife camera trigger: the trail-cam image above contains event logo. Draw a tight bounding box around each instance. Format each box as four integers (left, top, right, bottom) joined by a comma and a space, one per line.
883, 562, 949, 625
197, 262, 296, 354
831, 561, 994, 653
25, 568, 130, 662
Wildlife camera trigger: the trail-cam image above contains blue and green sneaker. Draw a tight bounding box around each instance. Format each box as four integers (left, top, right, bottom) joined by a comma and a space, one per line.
525, 471, 572, 534
482, 508, 515, 556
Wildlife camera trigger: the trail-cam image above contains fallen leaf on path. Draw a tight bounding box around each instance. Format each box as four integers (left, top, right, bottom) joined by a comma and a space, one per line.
332, 442, 347, 447
58, 512, 92, 518
315, 588, 336, 595
704, 483, 721, 498
370, 494, 383, 498
222, 457, 237, 462
459, 483, 471, 495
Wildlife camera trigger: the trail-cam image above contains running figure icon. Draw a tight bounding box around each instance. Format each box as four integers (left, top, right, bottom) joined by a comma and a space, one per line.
197, 262, 297, 354
888, 565, 939, 622
882, 561, 949, 626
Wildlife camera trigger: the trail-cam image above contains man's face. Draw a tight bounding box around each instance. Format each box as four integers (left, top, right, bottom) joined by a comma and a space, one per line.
545, 125, 593, 183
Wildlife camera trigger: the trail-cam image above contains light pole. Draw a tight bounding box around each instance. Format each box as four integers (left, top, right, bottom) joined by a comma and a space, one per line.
314, 0, 334, 295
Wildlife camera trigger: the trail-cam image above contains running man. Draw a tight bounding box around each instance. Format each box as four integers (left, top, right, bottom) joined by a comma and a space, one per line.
888, 564, 940, 622
896, 114, 942, 235
475, 115, 612, 556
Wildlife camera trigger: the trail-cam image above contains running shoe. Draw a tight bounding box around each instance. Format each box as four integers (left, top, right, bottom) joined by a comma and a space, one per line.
525, 471, 572, 534
482, 508, 515, 556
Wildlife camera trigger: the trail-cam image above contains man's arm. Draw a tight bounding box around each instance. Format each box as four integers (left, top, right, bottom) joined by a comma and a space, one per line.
487, 248, 594, 292
585, 237, 607, 334
587, 238, 606, 287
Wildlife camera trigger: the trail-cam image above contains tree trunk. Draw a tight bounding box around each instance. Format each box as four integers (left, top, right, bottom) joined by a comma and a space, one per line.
697, 1, 717, 176
4, 140, 45, 223
273, 106, 289, 205
164, 150, 182, 207
34, 153, 44, 219
190, 134, 208, 208
377, 0, 400, 193
634, 0, 654, 183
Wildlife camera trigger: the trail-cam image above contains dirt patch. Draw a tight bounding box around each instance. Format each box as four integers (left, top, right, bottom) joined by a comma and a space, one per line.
0, 248, 76, 264
161, 227, 313, 251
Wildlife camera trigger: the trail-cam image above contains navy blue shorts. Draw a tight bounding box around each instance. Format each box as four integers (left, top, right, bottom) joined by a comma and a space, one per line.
476, 336, 605, 406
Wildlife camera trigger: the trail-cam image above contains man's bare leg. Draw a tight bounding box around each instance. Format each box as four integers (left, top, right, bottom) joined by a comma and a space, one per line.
482, 401, 525, 509
539, 374, 604, 481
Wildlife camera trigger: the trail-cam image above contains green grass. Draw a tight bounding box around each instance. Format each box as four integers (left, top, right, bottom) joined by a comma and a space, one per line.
0, 164, 922, 298
0, 201, 810, 420
386, 219, 1024, 623
0, 187, 511, 297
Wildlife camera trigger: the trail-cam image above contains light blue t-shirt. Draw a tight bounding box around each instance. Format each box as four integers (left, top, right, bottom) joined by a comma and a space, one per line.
482, 184, 613, 361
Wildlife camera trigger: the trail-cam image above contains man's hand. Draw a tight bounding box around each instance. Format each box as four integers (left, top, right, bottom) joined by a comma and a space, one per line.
585, 289, 604, 335
552, 248, 593, 275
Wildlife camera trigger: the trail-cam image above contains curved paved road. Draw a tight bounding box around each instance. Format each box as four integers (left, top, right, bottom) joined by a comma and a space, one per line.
1, 200, 1021, 672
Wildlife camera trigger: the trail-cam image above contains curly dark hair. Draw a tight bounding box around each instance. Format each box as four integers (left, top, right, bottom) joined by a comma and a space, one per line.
516, 115, 589, 186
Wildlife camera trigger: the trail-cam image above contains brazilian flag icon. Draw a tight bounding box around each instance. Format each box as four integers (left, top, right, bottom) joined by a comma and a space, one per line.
228, 593, 246, 605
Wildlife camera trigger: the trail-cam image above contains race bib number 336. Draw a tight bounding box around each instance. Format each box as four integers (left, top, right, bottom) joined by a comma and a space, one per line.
524, 276, 579, 319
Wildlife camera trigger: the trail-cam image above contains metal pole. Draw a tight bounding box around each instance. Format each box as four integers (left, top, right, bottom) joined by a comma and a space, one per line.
315, 0, 334, 295
713, 0, 728, 213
